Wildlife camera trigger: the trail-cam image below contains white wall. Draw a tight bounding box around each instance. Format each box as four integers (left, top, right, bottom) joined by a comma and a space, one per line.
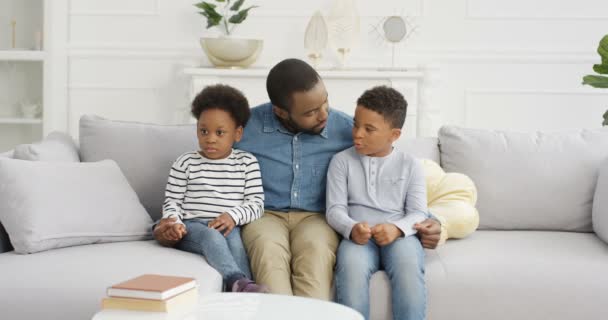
55, 0, 608, 137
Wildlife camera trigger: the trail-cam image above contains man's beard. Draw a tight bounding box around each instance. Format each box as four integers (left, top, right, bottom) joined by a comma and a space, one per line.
284, 114, 326, 135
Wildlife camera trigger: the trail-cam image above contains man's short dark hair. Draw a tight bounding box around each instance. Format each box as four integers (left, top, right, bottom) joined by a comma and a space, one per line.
356, 86, 408, 129
191, 84, 250, 128
266, 58, 320, 110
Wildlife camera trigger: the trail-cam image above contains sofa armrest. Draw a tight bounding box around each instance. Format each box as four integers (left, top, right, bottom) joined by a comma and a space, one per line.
593, 158, 608, 244
0, 150, 14, 253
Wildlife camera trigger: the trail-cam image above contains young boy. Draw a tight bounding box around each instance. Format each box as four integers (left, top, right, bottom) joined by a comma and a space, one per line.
326, 86, 428, 320
153, 84, 267, 293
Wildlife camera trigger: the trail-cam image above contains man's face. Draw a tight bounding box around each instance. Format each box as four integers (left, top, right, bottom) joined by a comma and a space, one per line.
275, 81, 329, 134
352, 105, 401, 157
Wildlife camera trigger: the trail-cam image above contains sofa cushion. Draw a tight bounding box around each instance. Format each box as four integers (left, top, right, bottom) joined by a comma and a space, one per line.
593, 158, 608, 243
370, 230, 608, 320
439, 126, 608, 231
0, 158, 154, 254
13, 131, 80, 162
79, 115, 198, 221
0, 241, 222, 320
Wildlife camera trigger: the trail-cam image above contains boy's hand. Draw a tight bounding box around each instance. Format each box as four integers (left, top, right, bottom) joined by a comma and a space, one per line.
350, 222, 372, 245
154, 217, 187, 247
209, 213, 236, 237
371, 223, 403, 246
414, 219, 441, 249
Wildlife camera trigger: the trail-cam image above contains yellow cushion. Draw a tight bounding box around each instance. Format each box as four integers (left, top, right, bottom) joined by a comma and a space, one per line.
422, 159, 479, 244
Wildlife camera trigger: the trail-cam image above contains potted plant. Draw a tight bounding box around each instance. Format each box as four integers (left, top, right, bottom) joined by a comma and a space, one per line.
195, 0, 263, 68
582, 34, 608, 126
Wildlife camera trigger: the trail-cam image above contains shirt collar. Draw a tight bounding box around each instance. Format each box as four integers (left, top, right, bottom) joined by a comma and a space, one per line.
263, 106, 330, 139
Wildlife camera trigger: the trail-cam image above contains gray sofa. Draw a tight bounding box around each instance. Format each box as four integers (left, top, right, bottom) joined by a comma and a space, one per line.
1, 115, 608, 320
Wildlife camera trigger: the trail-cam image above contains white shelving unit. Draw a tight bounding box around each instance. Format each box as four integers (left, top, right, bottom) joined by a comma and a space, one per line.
0, 50, 46, 61
182, 67, 440, 138
0, 0, 48, 152
0, 117, 43, 124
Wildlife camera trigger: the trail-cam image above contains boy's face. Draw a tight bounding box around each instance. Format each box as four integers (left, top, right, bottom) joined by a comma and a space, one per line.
273, 80, 329, 134
197, 108, 243, 160
352, 105, 401, 157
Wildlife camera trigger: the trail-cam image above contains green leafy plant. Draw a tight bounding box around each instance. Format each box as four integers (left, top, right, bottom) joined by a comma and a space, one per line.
194, 0, 258, 36
582, 34, 608, 126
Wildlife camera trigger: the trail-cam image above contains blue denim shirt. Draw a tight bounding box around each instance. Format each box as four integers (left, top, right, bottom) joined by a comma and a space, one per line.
235, 103, 354, 213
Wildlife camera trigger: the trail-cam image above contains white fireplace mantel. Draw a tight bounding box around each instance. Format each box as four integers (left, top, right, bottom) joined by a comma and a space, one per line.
182, 67, 440, 138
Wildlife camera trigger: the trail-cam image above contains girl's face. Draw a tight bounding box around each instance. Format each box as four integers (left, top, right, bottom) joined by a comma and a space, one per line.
197, 108, 243, 160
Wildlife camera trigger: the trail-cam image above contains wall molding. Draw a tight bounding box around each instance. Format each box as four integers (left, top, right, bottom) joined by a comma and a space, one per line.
465, 0, 608, 20
69, 0, 161, 16
66, 45, 598, 64
463, 88, 608, 126
68, 84, 159, 90
254, 0, 424, 18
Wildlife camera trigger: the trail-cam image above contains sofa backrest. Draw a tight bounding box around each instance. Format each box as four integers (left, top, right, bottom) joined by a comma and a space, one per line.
395, 137, 440, 163
79, 115, 198, 221
78, 115, 441, 222
439, 126, 608, 232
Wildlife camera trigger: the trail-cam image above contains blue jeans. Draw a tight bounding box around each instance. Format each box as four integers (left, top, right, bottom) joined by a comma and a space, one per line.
176, 219, 252, 290
334, 236, 426, 320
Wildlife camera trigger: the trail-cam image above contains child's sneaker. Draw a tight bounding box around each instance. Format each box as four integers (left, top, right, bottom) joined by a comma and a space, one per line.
231, 278, 269, 293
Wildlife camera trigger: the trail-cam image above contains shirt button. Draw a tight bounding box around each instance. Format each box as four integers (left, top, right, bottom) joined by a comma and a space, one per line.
294, 192, 298, 197
295, 164, 299, 169
294, 136, 298, 141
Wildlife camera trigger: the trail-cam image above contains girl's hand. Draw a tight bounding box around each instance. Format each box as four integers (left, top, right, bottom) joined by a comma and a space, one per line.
154, 217, 186, 246
209, 213, 236, 237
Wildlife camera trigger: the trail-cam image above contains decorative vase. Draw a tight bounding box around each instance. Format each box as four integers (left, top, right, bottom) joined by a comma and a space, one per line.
200, 37, 263, 68
304, 10, 328, 68
326, 0, 360, 68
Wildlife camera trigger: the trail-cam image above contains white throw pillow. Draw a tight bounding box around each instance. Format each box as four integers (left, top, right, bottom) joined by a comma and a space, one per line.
0, 158, 154, 254
13, 131, 79, 162
593, 158, 608, 244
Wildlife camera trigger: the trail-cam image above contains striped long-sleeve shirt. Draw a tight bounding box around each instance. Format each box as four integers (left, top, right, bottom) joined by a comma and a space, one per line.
162, 149, 264, 226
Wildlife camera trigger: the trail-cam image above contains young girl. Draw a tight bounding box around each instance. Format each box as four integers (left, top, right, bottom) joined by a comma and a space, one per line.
154, 84, 267, 293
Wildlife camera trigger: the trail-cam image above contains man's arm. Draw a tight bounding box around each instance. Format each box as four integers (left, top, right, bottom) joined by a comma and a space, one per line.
415, 219, 441, 249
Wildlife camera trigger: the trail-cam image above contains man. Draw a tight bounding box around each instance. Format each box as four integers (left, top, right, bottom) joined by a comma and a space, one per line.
235, 58, 441, 300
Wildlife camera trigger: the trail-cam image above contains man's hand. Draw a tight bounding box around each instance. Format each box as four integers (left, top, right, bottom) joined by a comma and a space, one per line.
414, 218, 441, 249
371, 223, 403, 246
350, 222, 372, 245
209, 213, 236, 237
154, 217, 187, 247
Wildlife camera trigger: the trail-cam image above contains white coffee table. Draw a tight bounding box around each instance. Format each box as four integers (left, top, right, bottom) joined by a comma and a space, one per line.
92, 293, 363, 320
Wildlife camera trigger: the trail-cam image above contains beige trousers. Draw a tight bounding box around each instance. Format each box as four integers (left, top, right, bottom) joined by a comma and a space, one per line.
242, 210, 339, 300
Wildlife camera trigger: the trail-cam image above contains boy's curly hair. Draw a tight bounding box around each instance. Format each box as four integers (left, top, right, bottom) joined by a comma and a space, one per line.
356, 86, 408, 129
191, 84, 250, 128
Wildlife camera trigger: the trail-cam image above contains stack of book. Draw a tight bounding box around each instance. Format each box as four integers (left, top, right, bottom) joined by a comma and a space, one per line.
102, 274, 198, 313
